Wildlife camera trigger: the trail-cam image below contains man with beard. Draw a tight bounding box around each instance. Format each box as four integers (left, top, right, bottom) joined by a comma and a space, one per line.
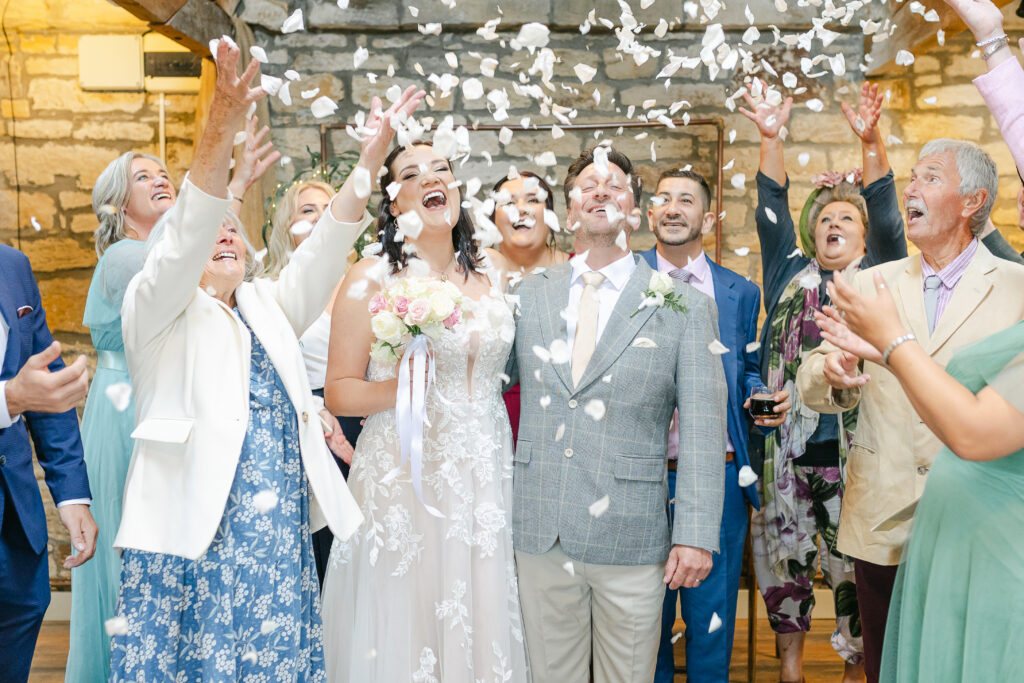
639, 168, 789, 682
507, 147, 727, 683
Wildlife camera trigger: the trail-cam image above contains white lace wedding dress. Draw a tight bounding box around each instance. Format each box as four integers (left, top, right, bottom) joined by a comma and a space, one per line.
321, 286, 529, 683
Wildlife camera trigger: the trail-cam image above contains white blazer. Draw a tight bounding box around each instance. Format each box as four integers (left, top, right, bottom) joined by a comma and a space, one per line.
115, 178, 369, 560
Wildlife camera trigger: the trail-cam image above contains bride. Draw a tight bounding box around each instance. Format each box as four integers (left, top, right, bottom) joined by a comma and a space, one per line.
320, 94, 529, 682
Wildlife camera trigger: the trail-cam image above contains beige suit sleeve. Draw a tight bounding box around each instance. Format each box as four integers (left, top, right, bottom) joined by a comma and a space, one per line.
796, 338, 862, 414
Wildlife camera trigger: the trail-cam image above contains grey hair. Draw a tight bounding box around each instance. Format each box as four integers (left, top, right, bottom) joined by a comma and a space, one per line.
222, 210, 264, 282
919, 139, 998, 236
92, 151, 168, 256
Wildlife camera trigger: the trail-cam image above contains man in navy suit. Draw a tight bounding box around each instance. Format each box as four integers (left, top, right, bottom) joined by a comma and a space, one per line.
641, 169, 789, 682
0, 244, 95, 682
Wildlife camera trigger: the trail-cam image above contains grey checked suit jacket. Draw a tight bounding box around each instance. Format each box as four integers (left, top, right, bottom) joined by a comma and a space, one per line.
507, 256, 727, 566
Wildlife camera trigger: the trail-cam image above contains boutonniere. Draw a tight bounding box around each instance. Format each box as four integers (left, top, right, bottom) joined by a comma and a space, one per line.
632, 272, 688, 317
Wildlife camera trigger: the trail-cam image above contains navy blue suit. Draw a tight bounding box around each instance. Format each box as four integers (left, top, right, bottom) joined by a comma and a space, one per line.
0, 245, 89, 682
640, 248, 761, 682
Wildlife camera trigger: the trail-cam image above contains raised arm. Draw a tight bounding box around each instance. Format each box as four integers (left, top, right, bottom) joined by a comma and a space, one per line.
842, 82, 889, 186
738, 81, 793, 187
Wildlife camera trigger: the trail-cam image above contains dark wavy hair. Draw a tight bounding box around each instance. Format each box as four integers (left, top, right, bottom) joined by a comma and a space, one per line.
376, 141, 483, 277
489, 171, 557, 247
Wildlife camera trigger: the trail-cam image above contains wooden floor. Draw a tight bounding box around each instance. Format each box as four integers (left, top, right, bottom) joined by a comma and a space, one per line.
31, 618, 848, 682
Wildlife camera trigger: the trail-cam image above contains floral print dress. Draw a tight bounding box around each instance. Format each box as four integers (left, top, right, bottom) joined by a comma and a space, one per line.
110, 314, 325, 682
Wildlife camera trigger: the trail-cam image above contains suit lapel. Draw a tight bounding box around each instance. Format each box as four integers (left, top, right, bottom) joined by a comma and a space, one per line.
0, 266, 21, 376
575, 258, 656, 392
895, 257, 928, 344
536, 265, 575, 393
926, 250, 995, 354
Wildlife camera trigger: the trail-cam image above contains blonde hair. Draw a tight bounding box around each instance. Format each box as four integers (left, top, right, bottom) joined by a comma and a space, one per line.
92, 152, 169, 256
807, 182, 869, 239
264, 180, 336, 279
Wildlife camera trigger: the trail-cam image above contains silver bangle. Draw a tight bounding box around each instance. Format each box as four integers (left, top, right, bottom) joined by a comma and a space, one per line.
882, 333, 916, 365
982, 37, 1009, 60
976, 33, 1008, 47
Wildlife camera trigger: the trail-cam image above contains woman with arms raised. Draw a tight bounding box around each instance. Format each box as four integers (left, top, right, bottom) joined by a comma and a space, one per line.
106, 39, 389, 680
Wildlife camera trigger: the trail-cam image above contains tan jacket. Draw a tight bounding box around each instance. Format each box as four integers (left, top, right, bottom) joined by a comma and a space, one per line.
796, 243, 1024, 565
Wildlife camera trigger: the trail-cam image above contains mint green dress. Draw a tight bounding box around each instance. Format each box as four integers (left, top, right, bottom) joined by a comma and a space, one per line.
881, 320, 1024, 682
65, 238, 146, 683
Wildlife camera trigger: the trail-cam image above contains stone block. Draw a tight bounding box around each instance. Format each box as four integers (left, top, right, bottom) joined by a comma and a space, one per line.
25, 56, 78, 76
29, 78, 145, 113
237, 0, 290, 32
291, 46, 395, 73
19, 34, 56, 53
2, 99, 30, 119
37, 275, 90, 334
60, 191, 92, 211
550, 0, 684, 29
897, 114, 985, 145
914, 74, 942, 87
943, 53, 983, 79
787, 111, 858, 145
269, 74, 345, 115
602, 47, 660, 80
16, 192, 58, 233
15, 142, 121, 187
12, 119, 74, 139
56, 35, 81, 54
982, 142, 1019, 177
19, 237, 96, 272
70, 213, 97, 234
916, 84, 985, 109
619, 82, 730, 111
74, 121, 155, 142
913, 55, 940, 74
399, 0, 549, 27
267, 30, 348, 50
307, 1, 401, 30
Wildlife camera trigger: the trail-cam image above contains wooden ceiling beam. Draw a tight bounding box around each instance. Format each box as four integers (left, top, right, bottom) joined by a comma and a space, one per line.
109, 0, 233, 56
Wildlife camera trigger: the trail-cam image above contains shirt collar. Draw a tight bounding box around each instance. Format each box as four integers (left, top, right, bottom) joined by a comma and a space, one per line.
655, 249, 710, 284
570, 250, 636, 291
920, 238, 978, 289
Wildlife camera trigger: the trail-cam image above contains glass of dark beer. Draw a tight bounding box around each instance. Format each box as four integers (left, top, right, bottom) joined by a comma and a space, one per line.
748, 385, 778, 420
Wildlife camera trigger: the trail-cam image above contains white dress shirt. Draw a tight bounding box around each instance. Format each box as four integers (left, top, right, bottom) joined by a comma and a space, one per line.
565, 250, 637, 350
0, 313, 12, 429
655, 249, 735, 457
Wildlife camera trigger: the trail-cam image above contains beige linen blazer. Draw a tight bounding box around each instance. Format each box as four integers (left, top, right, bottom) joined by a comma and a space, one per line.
797, 242, 1024, 565
116, 179, 370, 560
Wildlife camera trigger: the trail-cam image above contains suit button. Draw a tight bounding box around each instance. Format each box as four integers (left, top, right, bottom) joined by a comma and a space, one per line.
0, 454, 5, 467
568, 399, 578, 409
916, 465, 929, 475
564, 448, 574, 458
302, 411, 309, 423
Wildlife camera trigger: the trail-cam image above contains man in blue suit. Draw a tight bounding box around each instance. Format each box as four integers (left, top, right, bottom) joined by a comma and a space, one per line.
1, 244, 95, 682
641, 169, 789, 682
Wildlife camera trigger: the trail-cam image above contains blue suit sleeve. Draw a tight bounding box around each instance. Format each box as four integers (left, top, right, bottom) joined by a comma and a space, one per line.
17, 255, 90, 505
742, 286, 762, 398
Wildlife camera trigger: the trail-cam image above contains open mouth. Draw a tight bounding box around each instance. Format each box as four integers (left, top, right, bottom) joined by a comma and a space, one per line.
661, 219, 686, 229
512, 217, 536, 231
422, 190, 447, 210
212, 251, 237, 262
826, 233, 843, 245
152, 192, 172, 201
906, 207, 925, 223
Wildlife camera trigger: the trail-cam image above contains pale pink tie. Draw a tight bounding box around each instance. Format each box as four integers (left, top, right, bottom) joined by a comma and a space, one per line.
571, 271, 606, 387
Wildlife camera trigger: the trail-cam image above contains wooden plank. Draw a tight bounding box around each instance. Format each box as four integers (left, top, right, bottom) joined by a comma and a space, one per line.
866, 0, 1016, 76
110, 0, 233, 56
108, 0, 187, 24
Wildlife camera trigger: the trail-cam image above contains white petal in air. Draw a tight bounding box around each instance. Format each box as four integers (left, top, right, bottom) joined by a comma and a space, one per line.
895, 50, 915, 67
797, 153, 810, 167
574, 63, 597, 84
708, 340, 730, 355
539, 395, 551, 408
584, 399, 606, 421
253, 490, 279, 513
798, 271, 822, 290
588, 495, 610, 517
351, 165, 372, 199
386, 181, 402, 200
290, 220, 314, 236
462, 77, 484, 100
733, 246, 750, 257
513, 22, 550, 52
397, 211, 424, 240
249, 45, 268, 63
30, 216, 42, 231
805, 98, 823, 113
310, 96, 338, 118
532, 345, 552, 363
708, 612, 723, 633
787, 247, 802, 259
730, 173, 746, 190
549, 338, 571, 364
260, 74, 282, 96
562, 560, 576, 576
281, 8, 304, 33
104, 382, 132, 412
764, 207, 778, 224
745, 341, 761, 353
301, 88, 320, 99
671, 631, 683, 644
353, 46, 369, 69
737, 465, 759, 486
105, 616, 129, 636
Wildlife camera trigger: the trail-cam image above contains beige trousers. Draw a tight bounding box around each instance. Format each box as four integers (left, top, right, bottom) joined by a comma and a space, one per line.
515, 542, 666, 683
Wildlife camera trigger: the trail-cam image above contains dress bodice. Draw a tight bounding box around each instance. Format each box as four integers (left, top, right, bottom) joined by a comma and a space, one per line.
84, 238, 147, 352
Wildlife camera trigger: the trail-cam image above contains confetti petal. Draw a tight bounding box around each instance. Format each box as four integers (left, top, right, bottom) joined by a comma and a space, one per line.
730, 173, 746, 190
708, 340, 730, 355
737, 465, 759, 486
397, 210, 424, 240
733, 247, 750, 257
745, 341, 761, 353
310, 96, 338, 118
708, 612, 723, 633
574, 63, 597, 84
281, 8, 304, 33
584, 399, 606, 421
462, 77, 484, 100
549, 339, 571, 364
351, 165, 372, 199
588, 495, 610, 517
353, 46, 369, 69
797, 153, 810, 167
104, 382, 132, 412
895, 50, 915, 67
105, 616, 128, 636
539, 395, 551, 408
253, 490, 279, 513
30, 216, 42, 231
290, 220, 314, 236
249, 45, 268, 63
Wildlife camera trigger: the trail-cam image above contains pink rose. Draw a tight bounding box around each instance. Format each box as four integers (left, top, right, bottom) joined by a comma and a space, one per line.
407, 298, 432, 326
443, 307, 461, 328
368, 293, 387, 315
394, 295, 410, 315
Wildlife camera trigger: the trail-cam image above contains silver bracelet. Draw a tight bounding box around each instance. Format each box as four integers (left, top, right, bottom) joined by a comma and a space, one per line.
976, 33, 1008, 47
982, 37, 1009, 60
882, 333, 916, 365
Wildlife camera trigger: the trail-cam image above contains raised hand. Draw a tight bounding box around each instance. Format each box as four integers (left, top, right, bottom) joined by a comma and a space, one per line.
738, 80, 793, 140
826, 271, 906, 353
228, 115, 281, 198
209, 38, 266, 127
841, 81, 884, 144
358, 86, 427, 175
815, 306, 884, 364
942, 0, 1005, 44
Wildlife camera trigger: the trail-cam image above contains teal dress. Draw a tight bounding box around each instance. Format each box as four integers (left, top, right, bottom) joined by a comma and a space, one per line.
65, 238, 147, 683
881, 320, 1024, 682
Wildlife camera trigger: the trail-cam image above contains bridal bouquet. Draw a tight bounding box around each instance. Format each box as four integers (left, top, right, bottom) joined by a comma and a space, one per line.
368, 277, 464, 362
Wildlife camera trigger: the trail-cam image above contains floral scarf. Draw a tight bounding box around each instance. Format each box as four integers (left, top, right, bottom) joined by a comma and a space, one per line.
762, 259, 859, 576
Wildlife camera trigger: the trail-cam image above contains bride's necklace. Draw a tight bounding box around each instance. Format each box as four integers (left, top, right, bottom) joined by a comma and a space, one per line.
431, 254, 457, 282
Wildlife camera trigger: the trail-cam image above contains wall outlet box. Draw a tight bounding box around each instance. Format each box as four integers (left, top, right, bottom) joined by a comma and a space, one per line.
78, 34, 144, 91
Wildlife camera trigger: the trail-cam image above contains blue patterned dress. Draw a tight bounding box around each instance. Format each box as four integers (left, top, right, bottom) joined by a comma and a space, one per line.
110, 314, 326, 682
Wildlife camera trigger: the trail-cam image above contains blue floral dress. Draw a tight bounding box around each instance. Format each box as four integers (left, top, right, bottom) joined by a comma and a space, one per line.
110, 314, 326, 682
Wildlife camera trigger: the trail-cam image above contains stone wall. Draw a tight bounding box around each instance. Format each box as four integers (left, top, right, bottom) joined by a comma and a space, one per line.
1, 0, 200, 584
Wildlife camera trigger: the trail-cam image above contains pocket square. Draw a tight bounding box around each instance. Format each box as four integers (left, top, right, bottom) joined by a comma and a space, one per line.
632, 337, 657, 348
16, 305, 33, 318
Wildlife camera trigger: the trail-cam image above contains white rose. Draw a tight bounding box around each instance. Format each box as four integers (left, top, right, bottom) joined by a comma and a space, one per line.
649, 271, 674, 296
369, 341, 396, 364
421, 321, 445, 340
370, 311, 404, 346
428, 291, 456, 319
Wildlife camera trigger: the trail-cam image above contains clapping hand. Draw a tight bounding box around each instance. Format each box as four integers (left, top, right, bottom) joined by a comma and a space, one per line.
738, 79, 793, 140
841, 82, 884, 144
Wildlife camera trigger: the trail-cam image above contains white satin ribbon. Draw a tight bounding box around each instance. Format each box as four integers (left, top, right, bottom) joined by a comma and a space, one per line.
381, 334, 445, 518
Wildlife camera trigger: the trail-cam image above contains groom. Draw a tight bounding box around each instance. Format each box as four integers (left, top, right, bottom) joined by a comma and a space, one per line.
507, 145, 727, 683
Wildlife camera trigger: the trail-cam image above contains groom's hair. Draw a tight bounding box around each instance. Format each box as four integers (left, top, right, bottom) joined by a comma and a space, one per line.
654, 168, 712, 213
563, 146, 643, 207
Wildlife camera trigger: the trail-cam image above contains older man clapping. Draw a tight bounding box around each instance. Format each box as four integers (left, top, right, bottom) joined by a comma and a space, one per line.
795, 138, 1024, 683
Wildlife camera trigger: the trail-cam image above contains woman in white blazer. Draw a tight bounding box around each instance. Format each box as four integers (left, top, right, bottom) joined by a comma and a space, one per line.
108, 40, 424, 681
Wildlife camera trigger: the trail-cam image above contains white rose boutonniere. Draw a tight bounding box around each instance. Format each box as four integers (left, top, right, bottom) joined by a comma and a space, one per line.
632, 272, 689, 317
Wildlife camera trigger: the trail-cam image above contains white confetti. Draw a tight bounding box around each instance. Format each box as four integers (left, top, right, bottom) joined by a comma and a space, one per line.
708, 340, 730, 355
733, 247, 750, 257
554, 423, 566, 441
895, 50, 915, 67
105, 616, 128, 636
535, 151, 557, 167
730, 173, 746, 190
289, 219, 313, 236
783, 72, 797, 88
310, 96, 338, 118
584, 399, 606, 421
480, 57, 498, 78
805, 98, 823, 113
798, 271, 821, 290
574, 63, 597, 84
588, 495, 610, 517
253, 490, 279, 513
462, 77, 484, 100
281, 8, 304, 33
284, 69, 300, 81
260, 74, 282, 96
549, 339, 571, 365
708, 612, 723, 633
737, 465, 759, 486
923, 96, 937, 105
632, 337, 657, 348
104, 382, 132, 412
745, 341, 761, 353
787, 247, 802, 259
30, 216, 42, 231
512, 22, 550, 52
797, 153, 810, 167
301, 88, 320, 99
532, 345, 551, 363
887, 134, 903, 145
260, 619, 278, 635
353, 46, 369, 69
764, 207, 777, 224
397, 211, 424, 240
351, 165, 372, 200
386, 181, 402, 200
671, 631, 683, 644
562, 560, 576, 576
539, 395, 551, 408
249, 46, 268, 64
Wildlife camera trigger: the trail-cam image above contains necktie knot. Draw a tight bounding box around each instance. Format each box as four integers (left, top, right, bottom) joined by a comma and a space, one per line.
582, 271, 606, 289
668, 268, 693, 283
924, 275, 942, 291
